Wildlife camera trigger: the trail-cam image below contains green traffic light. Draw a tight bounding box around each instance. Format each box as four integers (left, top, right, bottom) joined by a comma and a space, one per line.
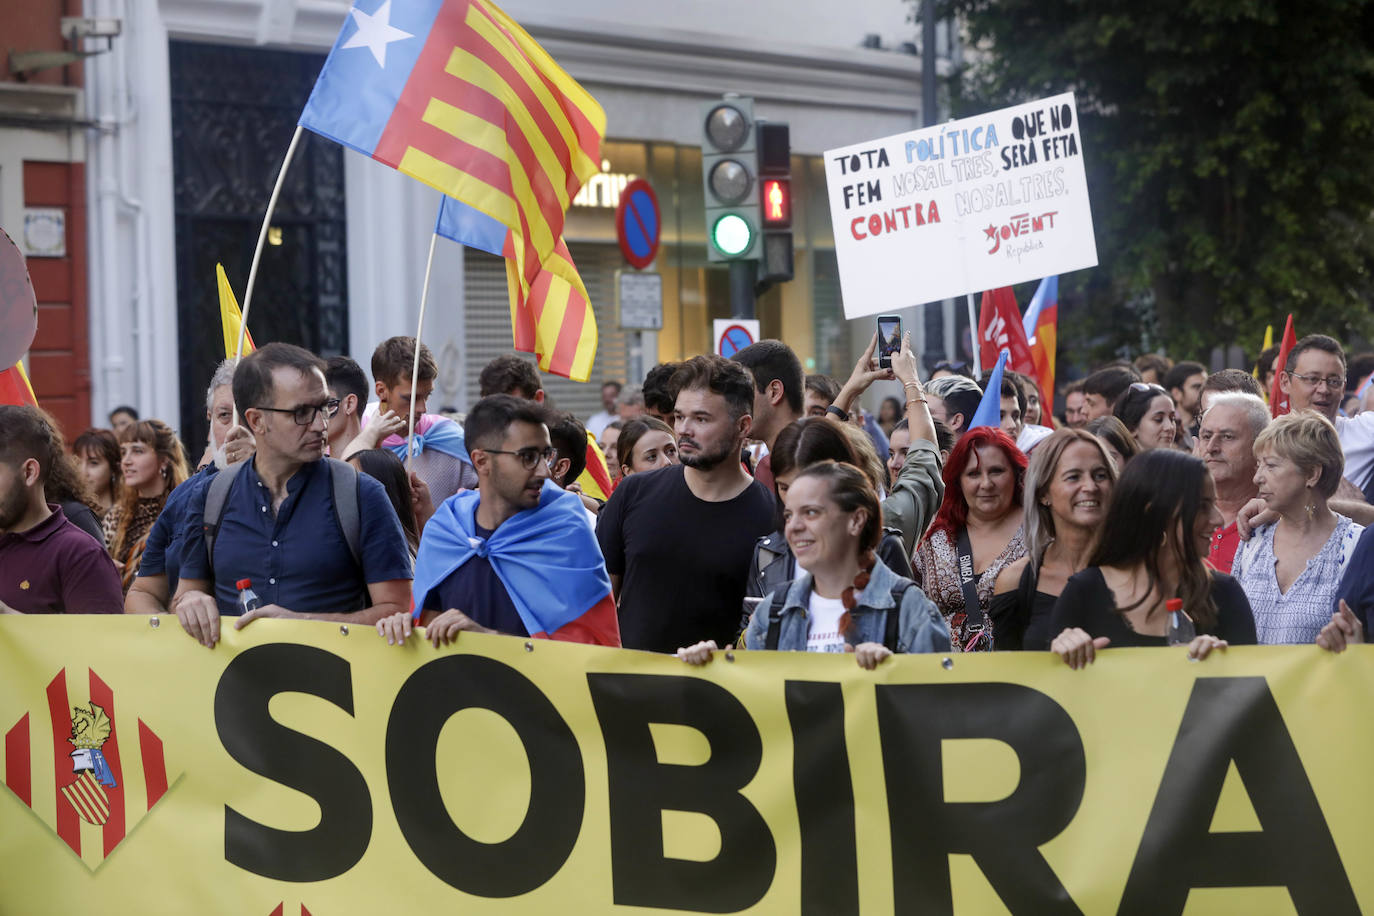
712, 214, 753, 257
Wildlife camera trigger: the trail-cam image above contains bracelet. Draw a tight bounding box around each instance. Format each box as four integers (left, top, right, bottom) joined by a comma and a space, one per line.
906, 396, 928, 405
826, 405, 850, 422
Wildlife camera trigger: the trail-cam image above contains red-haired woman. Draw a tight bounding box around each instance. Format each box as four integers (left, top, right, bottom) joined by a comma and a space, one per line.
911, 426, 1028, 651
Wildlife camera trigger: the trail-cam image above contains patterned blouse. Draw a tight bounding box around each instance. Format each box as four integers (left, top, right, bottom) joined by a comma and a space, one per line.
102, 496, 168, 594
912, 525, 1026, 652
1231, 515, 1364, 645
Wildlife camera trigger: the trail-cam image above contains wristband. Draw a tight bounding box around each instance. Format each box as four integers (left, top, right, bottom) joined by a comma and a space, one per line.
826, 405, 850, 422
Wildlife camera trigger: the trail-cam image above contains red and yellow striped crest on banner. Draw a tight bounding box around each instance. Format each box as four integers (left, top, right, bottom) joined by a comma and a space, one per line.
374, 0, 605, 379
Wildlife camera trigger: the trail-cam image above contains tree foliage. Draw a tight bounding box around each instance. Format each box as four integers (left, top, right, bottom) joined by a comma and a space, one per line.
940, 0, 1374, 365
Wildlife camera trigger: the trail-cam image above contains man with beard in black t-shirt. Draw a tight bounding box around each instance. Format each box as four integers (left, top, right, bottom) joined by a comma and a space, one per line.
597, 355, 775, 652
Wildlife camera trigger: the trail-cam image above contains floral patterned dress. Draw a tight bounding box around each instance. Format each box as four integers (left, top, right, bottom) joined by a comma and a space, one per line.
912, 525, 1026, 651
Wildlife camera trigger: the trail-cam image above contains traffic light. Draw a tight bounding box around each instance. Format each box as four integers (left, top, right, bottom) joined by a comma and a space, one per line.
755, 120, 794, 285
701, 96, 759, 261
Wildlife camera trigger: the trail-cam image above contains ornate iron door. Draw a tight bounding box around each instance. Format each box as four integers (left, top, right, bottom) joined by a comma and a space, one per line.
170, 41, 348, 454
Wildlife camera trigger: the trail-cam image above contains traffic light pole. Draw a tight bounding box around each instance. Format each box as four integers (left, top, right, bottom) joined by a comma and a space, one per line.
730, 259, 756, 319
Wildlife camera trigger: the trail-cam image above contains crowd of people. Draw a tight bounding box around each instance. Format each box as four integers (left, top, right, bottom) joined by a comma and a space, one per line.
3, 328, 1374, 670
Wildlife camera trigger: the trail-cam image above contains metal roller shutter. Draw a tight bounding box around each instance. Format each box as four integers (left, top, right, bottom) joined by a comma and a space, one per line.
463, 242, 631, 420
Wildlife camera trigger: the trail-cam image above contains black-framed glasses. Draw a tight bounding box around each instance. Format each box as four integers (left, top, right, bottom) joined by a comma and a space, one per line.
1287, 372, 1345, 391
254, 399, 338, 426
479, 446, 556, 470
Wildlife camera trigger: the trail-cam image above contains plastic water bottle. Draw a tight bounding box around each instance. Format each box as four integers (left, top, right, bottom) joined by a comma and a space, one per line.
235, 578, 260, 616
1165, 598, 1196, 646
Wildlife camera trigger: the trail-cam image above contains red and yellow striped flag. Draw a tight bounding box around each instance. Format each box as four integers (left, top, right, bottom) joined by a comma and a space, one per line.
505, 237, 597, 381
0, 361, 38, 407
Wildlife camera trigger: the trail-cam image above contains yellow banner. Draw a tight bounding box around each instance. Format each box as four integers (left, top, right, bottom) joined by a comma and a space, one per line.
2, 616, 1372, 914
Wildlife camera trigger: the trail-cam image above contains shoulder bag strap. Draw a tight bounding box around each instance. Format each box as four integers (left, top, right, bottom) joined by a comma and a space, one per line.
954, 526, 985, 628
325, 458, 362, 568
885, 581, 914, 651
202, 461, 247, 568
764, 589, 787, 651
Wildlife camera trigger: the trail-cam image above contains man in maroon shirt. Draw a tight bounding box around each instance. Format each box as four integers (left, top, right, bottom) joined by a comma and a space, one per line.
0, 406, 123, 614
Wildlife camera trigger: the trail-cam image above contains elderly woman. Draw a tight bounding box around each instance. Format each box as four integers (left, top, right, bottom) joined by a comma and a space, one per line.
1231, 410, 1365, 644
912, 427, 1028, 651
1113, 382, 1178, 451
1049, 450, 1256, 668
679, 460, 949, 668
990, 429, 1118, 650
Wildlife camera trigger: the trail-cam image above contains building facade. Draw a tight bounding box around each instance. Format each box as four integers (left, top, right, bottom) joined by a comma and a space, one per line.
20, 0, 960, 436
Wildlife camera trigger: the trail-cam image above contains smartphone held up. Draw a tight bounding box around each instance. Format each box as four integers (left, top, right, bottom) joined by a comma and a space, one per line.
877, 315, 901, 369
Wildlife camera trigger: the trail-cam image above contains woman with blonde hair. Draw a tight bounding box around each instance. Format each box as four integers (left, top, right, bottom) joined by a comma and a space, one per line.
990, 428, 1118, 650
104, 419, 189, 591
1232, 410, 1364, 644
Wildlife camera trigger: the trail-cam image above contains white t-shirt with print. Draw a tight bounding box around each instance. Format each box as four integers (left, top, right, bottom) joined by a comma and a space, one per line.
806, 593, 848, 653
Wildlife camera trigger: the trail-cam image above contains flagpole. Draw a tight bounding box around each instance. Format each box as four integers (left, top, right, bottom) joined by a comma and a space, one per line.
407, 228, 440, 473
966, 293, 982, 378
235, 125, 303, 362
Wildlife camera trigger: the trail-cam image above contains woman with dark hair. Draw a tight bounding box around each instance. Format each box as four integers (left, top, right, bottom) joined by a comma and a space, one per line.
679, 461, 949, 667
746, 418, 913, 609
1048, 449, 1257, 668
876, 396, 903, 437
1083, 415, 1139, 470
104, 420, 189, 591
912, 427, 1028, 651
615, 417, 678, 478
990, 429, 1117, 650
347, 448, 426, 558
74, 428, 121, 519
1112, 382, 1178, 451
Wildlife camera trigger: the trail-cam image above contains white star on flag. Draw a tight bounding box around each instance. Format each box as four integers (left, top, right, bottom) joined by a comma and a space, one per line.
342, 0, 413, 68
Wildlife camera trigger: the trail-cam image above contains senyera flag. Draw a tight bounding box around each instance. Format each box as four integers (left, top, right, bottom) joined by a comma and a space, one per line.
300, 0, 606, 380
577, 430, 613, 501
1271, 314, 1297, 417
1021, 275, 1059, 420
437, 197, 597, 381
0, 361, 38, 407
411, 480, 620, 646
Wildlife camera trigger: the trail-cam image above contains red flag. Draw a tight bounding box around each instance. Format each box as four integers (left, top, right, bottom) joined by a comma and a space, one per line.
1270, 314, 1297, 417
0, 363, 37, 407
978, 287, 1034, 376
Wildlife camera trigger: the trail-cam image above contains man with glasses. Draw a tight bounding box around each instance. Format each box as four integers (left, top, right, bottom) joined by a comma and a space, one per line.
1280, 335, 1374, 496
375, 394, 620, 646
172, 343, 413, 647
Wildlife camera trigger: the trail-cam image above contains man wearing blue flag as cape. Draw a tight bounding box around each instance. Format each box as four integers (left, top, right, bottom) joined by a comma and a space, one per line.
376, 395, 621, 647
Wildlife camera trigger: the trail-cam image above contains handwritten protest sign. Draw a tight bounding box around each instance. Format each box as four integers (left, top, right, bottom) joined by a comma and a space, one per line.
824, 93, 1097, 319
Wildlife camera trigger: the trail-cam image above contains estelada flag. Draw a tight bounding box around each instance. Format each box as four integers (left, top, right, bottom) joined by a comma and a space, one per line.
978, 287, 1034, 378
411, 480, 620, 646
576, 430, 613, 502
1021, 276, 1059, 419
217, 264, 255, 359
301, 0, 606, 380
0, 361, 38, 407
1270, 314, 1297, 417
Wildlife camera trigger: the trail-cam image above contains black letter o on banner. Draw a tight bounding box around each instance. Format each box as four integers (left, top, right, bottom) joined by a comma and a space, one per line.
386, 655, 584, 896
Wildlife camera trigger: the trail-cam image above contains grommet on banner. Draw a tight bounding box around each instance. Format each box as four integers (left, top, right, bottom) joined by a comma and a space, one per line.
149, 617, 160, 629
339, 625, 349, 636
725, 650, 736, 662
524, 641, 534, 652
941, 657, 954, 670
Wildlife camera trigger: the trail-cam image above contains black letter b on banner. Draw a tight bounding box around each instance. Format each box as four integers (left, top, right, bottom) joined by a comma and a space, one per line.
877, 682, 1085, 914
588, 673, 776, 912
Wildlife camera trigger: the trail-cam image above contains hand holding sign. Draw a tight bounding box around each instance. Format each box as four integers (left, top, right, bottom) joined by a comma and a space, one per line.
0, 229, 38, 371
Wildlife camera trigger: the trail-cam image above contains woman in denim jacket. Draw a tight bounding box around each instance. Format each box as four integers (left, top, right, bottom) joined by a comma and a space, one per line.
679, 461, 949, 669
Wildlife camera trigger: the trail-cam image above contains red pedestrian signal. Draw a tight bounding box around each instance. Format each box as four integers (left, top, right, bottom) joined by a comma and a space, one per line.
761, 178, 791, 229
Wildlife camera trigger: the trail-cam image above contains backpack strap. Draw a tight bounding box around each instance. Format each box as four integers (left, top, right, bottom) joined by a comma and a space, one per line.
325, 458, 362, 568
202, 461, 248, 569
885, 580, 916, 652
764, 589, 787, 651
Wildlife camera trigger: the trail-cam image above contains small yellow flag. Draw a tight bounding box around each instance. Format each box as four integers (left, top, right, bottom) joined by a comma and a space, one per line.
217, 264, 255, 359
1253, 324, 1273, 379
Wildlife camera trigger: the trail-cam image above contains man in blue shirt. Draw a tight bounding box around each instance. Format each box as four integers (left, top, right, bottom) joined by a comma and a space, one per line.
173, 343, 413, 648
1317, 525, 1374, 651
